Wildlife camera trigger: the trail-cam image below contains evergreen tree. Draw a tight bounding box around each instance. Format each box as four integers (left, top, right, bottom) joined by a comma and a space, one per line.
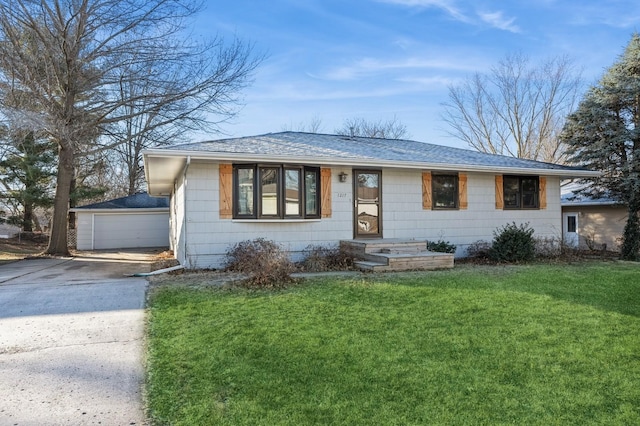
560, 33, 640, 260
0, 131, 56, 232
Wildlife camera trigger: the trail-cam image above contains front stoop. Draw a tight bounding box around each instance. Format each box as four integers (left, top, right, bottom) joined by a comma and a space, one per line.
340, 239, 454, 272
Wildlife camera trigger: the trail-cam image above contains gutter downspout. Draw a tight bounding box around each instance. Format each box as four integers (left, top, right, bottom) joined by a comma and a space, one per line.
183, 156, 191, 268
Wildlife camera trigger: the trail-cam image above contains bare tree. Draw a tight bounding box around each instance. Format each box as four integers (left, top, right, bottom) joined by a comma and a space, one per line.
280, 115, 324, 134
441, 53, 582, 163
335, 116, 409, 139
108, 65, 191, 196
0, 0, 261, 255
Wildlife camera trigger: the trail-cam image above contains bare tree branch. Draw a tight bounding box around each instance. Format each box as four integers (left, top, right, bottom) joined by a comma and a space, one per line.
335, 116, 410, 139
442, 52, 582, 163
0, 0, 262, 254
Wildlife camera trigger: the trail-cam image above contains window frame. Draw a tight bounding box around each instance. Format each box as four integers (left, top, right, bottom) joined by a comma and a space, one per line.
258, 166, 281, 218
233, 165, 256, 218
431, 173, 459, 210
503, 175, 540, 210
232, 164, 321, 220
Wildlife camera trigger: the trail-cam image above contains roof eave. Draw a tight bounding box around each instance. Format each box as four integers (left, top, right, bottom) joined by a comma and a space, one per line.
142, 148, 600, 192
561, 201, 623, 207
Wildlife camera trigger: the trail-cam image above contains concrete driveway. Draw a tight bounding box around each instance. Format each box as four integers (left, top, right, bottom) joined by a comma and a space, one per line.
0, 251, 154, 425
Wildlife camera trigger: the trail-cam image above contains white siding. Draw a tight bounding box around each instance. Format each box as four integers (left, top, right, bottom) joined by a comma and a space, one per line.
182, 162, 353, 269
176, 162, 563, 269
382, 170, 561, 253
171, 168, 188, 266
76, 212, 94, 250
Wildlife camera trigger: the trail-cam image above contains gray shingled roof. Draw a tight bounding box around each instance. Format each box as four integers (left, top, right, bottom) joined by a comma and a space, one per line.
560, 182, 621, 206
76, 193, 169, 210
561, 193, 621, 206
164, 131, 589, 172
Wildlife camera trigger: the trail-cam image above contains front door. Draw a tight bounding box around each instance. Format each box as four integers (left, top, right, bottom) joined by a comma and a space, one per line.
563, 212, 579, 248
354, 170, 382, 238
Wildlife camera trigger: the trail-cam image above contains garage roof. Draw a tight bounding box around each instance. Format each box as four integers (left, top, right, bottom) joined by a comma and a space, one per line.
72, 193, 169, 212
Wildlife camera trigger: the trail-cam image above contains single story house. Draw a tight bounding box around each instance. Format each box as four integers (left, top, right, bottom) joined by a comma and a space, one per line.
72, 192, 170, 250
143, 132, 598, 269
561, 192, 626, 251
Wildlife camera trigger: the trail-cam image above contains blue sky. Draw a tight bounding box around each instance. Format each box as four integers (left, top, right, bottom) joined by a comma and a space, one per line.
195, 0, 639, 148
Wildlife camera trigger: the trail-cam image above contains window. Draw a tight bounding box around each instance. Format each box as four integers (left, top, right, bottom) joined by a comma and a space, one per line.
233, 164, 320, 219
236, 166, 254, 216
422, 172, 467, 210
260, 167, 279, 216
432, 174, 458, 209
503, 176, 539, 209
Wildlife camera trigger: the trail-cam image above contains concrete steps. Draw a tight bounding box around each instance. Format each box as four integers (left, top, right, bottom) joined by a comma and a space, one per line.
340, 239, 454, 272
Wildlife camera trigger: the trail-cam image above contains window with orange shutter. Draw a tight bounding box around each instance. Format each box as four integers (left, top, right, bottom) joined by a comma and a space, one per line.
230, 164, 322, 219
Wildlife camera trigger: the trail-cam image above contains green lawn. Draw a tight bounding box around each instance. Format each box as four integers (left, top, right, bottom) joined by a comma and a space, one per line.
145, 263, 640, 425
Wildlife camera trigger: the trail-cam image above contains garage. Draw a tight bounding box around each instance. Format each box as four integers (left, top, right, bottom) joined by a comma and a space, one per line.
72, 193, 170, 250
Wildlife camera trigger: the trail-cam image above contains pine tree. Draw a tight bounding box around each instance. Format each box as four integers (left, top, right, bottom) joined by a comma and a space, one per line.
561, 33, 640, 260
0, 132, 56, 232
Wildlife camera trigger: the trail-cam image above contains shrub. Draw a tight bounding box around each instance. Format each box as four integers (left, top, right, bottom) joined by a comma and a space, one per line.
466, 240, 492, 260
489, 222, 535, 263
426, 239, 457, 254
224, 238, 295, 288
535, 236, 562, 258
300, 244, 354, 272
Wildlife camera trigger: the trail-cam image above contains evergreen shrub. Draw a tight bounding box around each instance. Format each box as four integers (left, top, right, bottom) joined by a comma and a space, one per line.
489, 222, 535, 263
426, 239, 457, 254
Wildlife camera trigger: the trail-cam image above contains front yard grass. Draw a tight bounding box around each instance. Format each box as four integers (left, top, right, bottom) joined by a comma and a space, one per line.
146, 262, 640, 425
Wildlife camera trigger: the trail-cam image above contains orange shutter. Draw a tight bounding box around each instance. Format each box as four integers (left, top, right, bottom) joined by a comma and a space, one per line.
422, 172, 432, 210
539, 177, 547, 209
321, 168, 332, 218
495, 175, 504, 210
458, 173, 468, 210
219, 164, 233, 219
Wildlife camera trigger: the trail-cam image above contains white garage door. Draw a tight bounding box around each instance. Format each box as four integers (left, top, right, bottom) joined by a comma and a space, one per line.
93, 213, 169, 249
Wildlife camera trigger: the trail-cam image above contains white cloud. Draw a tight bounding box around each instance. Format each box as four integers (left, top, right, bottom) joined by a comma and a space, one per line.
375, 0, 471, 23
395, 75, 459, 88
313, 57, 480, 81
247, 83, 422, 102
377, 1, 522, 33
478, 10, 520, 33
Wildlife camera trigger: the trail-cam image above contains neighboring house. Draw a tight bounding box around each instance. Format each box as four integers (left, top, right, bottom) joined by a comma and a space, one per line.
0, 224, 19, 239
142, 132, 598, 269
561, 192, 626, 251
71, 192, 170, 250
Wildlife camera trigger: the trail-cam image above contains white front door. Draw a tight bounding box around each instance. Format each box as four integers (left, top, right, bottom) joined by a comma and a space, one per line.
563, 212, 579, 248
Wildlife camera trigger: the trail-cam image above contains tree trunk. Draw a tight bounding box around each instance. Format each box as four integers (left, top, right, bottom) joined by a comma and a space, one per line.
68, 177, 76, 230
621, 197, 640, 261
23, 202, 33, 232
45, 144, 74, 256
128, 171, 136, 196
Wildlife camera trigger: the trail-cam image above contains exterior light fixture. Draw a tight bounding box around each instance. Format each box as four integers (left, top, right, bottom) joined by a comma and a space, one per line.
339, 172, 348, 182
